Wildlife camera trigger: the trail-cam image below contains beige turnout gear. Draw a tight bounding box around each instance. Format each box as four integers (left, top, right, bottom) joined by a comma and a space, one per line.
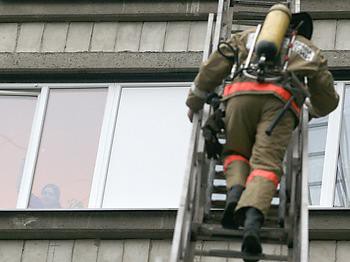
186, 26, 339, 219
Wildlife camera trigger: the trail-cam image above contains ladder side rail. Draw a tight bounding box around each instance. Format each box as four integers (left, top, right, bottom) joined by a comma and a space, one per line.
192, 13, 215, 225
299, 105, 309, 261
170, 13, 215, 262
213, 0, 226, 52
200, 0, 228, 218
170, 113, 202, 262
288, 106, 309, 262
285, 129, 299, 250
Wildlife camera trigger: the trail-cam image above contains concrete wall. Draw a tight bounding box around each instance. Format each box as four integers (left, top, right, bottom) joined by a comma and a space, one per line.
1, 239, 349, 262
0, 0, 218, 22
0, 239, 286, 262
0, 21, 207, 74
0, 21, 207, 53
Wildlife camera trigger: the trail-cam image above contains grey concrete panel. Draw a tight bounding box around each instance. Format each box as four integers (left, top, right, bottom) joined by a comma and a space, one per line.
201, 241, 228, 262
228, 241, 241, 262
115, 22, 142, 52
0, 241, 23, 262
65, 23, 93, 52
149, 240, 171, 262
312, 20, 336, 50
47, 240, 74, 262
324, 50, 350, 69
97, 240, 124, 262
302, 0, 350, 14
139, 22, 167, 52
262, 243, 285, 259
42, 23, 69, 53
72, 240, 99, 262
0, 23, 18, 52
91, 22, 118, 52
309, 241, 336, 262
188, 21, 207, 52
164, 22, 191, 52
22, 240, 49, 262
16, 23, 44, 52
336, 241, 350, 262
310, 209, 350, 239
0, 52, 202, 76
123, 240, 149, 262
335, 21, 350, 50
0, 1, 217, 22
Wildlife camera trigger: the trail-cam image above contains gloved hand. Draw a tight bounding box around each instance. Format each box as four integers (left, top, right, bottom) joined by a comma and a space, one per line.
202, 109, 225, 159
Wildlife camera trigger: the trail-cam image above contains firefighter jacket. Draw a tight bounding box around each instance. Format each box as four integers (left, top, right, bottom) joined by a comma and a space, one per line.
186, 28, 339, 119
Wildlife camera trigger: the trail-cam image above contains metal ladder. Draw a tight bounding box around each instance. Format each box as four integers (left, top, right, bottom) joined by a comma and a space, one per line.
170, 0, 309, 261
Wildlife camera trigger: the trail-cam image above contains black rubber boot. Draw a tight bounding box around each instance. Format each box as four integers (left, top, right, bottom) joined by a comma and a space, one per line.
241, 207, 264, 262
221, 185, 244, 229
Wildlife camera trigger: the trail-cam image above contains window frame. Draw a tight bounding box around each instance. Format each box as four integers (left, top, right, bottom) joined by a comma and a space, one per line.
0, 82, 191, 210
313, 81, 346, 207
89, 82, 192, 209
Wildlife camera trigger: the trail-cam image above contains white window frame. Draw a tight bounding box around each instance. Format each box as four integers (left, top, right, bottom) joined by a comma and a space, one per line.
0, 82, 191, 209
0, 83, 112, 209
0, 87, 40, 209
89, 82, 192, 208
313, 82, 346, 207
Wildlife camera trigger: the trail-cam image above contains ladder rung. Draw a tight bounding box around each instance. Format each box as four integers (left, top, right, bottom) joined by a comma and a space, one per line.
204, 213, 279, 229
197, 224, 287, 242
212, 185, 280, 197
214, 171, 224, 179
195, 248, 288, 261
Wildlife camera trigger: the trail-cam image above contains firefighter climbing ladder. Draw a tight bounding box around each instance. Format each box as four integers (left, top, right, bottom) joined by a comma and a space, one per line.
170, 0, 309, 261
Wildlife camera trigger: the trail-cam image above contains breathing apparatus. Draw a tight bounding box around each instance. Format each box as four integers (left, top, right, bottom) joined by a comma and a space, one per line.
242, 4, 293, 82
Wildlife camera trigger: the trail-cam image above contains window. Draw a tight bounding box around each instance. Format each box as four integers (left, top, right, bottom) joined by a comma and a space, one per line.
308, 116, 328, 205
334, 85, 350, 207
0, 91, 38, 208
0, 83, 191, 210
308, 82, 350, 208
102, 85, 191, 208
29, 88, 107, 209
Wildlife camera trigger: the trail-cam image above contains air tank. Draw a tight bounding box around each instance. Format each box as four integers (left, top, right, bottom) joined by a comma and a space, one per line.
256, 4, 291, 60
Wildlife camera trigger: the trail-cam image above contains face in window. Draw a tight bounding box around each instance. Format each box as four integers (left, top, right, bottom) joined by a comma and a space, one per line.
41, 184, 61, 208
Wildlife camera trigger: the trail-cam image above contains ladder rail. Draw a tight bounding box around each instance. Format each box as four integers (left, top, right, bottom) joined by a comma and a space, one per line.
169, 13, 215, 262
299, 106, 309, 261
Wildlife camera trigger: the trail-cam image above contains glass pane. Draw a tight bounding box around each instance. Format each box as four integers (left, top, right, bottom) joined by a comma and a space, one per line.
308, 114, 328, 206
29, 89, 107, 209
0, 96, 36, 208
335, 87, 350, 207
103, 86, 192, 208
309, 115, 328, 125
309, 185, 321, 205
308, 155, 324, 184
308, 125, 327, 153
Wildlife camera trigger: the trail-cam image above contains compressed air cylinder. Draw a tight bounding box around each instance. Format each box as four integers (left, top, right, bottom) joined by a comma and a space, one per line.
256, 4, 291, 60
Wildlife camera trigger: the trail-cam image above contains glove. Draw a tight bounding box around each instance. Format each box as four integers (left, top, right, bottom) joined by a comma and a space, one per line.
202, 109, 225, 159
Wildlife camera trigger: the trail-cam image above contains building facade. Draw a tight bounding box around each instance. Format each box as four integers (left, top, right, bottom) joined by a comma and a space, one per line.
0, 0, 349, 261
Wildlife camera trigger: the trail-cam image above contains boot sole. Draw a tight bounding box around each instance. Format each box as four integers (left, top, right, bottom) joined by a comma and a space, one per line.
221, 201, 239, 229
242, 233, 262, 255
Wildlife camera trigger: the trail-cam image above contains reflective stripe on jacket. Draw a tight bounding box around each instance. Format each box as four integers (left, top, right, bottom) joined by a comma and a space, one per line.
223, 82, 301, 116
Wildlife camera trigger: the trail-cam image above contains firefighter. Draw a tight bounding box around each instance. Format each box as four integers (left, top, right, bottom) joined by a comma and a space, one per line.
186, 4, 339, 260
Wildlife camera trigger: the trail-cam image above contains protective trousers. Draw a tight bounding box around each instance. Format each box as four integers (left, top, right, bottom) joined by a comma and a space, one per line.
223, 94, 296, 219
